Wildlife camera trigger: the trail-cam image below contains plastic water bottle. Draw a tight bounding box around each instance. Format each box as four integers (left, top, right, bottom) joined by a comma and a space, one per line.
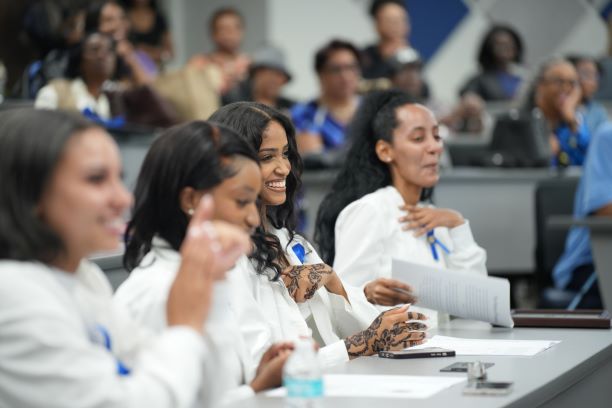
283, 337, 323, 408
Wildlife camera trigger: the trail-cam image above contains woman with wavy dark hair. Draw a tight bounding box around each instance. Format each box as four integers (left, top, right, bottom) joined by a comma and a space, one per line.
315, 90, 487, 325
210, 101, 427, 367
116, 120, 294, 404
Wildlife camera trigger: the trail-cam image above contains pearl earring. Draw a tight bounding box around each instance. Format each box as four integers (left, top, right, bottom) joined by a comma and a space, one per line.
188, 208, 195, 215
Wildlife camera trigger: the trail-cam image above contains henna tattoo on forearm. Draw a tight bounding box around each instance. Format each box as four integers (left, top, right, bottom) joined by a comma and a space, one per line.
281, 264, 333, 302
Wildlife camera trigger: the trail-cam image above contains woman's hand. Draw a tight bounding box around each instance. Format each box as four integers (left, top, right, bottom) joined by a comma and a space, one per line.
399, 205, 464, 237
249, 342, 294, 392
364, 278, 417, 306
166, 195, 250, 334
344, 305, 428, 358
281, 263, 337, 303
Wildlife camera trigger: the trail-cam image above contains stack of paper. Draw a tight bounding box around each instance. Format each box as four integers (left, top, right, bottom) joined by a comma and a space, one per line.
392, 259, 515, 327
410, 335, 560, 356
266, 374, 465, 399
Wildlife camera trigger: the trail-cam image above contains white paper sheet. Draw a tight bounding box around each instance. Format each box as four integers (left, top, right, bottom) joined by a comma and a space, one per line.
410, 335, 560, 356
265, 374, 465, 399
392, 259, 514, 327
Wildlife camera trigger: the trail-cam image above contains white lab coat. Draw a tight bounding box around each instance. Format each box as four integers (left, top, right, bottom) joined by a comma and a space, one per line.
231, 228, 380, 369
333, 185, 488, 326
114, 238, 256, 405
0, 260, 206, 408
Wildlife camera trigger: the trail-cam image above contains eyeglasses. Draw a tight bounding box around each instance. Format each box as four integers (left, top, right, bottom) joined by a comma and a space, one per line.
322, 63, 360, 76
542, 77, 579, 89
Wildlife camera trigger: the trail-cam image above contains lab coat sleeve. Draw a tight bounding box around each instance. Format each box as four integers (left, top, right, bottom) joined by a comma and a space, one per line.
318, 340, 350, 368
445, 220, 488, 275
227, 258, 274, 369
219, 385, 256, 406
333, 200, 387, 287
34, 84, 59, 109
0, 277, 206, 408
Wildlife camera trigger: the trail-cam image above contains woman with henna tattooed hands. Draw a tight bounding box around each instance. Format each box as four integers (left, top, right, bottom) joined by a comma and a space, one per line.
209, 102, 428, 368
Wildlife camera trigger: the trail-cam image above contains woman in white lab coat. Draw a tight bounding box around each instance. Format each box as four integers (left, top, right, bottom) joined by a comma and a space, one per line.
0, 109, 250, 408
315, 90, 487, 324
115, 121, 292, 403
209, 102, 428, 368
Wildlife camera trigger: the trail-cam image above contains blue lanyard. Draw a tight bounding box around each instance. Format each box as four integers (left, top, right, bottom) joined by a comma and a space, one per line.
427, 230, 450, 261
94, 324, 131, 376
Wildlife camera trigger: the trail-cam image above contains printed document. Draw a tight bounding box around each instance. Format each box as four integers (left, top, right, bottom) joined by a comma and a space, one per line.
410, 335, 560, 356
265, 374, 465, 399
392, 259, 514, 327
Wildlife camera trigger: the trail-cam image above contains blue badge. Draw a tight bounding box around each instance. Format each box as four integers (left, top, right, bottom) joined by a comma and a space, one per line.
292, 243, 306, 264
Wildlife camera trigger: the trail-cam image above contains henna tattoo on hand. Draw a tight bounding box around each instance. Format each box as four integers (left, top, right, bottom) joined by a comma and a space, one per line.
344, 310, 426, 358
281, 264, 333, 302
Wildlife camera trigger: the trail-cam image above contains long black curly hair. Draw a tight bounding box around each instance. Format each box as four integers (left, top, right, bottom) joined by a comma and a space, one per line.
209, 102, 303, 280
314, 90, 433, 265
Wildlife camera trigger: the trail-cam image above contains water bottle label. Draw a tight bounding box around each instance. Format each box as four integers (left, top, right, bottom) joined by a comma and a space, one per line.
284, 378, 324, 398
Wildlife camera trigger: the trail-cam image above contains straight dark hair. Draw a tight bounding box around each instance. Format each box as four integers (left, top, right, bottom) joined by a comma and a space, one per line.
314, 39, 361, 74
0, 109, 98, 263
123, 120, 258, 271
209, 102, 303, 280
478, 24, 524, 71
315, 90, 432, 265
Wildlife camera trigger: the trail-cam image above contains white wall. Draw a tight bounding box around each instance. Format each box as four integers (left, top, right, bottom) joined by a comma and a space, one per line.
266, 0, 376, 100
164, 0, 609, 102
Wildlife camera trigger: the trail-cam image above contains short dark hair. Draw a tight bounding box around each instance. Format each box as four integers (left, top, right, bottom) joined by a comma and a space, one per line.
369, 0, 406, 19
66, 32, 116, 79
85, 0, 124, 34
123, 120, 258, 271
0, 109, 99, 263
566, 54, 603, 77
477, 24, 524, 71
314, 39, 361, 74
209, 102, 303, 280
209, 7, 244, 33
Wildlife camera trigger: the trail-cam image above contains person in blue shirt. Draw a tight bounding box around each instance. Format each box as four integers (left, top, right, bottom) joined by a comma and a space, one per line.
568, 55, 608, 137
553, 123, 612, 308
291, 40, 361, 155
534, 58, 591, 167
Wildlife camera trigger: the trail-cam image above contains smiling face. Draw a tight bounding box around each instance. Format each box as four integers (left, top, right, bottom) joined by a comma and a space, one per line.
210, 157, 262, 234
38, 128, 132, 265
99, 2, 129, 41
376, 104, 443, 191
257, 120, 291, 207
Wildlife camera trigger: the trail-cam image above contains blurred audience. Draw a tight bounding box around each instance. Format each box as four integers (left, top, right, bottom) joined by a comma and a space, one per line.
460, 24, 527, 102
223, 46, 294, 113
35, 32, 176, 128
35, 32, 119, 121
85, 0, 157, 84
20, 0, 87, 98
531, 58, 590, 167
291, 39, 361, 155
122, 0, 174, 68
189, 7, 250, 96
567, 55, 608, 136
361, 0, 417, 81
389, 49, 487, 134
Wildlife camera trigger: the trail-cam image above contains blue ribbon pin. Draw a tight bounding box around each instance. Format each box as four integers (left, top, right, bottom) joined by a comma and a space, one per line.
426, 230, 450, 262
